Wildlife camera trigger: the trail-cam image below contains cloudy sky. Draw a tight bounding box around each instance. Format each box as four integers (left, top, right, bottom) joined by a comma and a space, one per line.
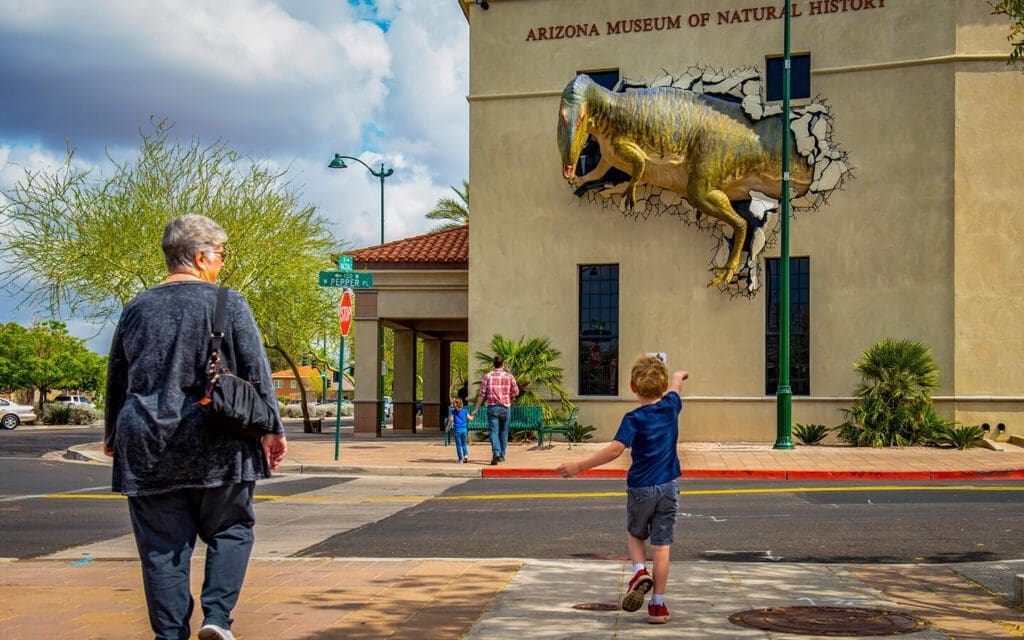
0, 0, 468, 351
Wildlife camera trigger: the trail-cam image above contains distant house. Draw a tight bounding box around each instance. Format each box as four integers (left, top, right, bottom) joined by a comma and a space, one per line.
270, 365, 353, 403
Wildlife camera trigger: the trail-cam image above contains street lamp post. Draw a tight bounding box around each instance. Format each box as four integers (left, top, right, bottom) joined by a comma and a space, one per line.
774, 3, 795, 450
328, 154, 393, 244
328, 153, 394, 434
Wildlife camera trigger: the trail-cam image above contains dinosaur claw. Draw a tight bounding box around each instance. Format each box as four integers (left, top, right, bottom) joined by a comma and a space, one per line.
707, 266, 738, 287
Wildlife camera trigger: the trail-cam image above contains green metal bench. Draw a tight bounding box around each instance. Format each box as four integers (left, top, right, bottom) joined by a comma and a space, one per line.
538, 408, 579, 449
444, 405, 544, 445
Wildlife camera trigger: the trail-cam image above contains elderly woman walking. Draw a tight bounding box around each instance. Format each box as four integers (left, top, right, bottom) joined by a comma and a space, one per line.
104, 214, 287, 640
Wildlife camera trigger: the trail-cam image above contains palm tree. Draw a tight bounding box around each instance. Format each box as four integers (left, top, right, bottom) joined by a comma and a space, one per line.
838, 338, 944, 446
474, 334, 573, 420
426, 180, 468, 231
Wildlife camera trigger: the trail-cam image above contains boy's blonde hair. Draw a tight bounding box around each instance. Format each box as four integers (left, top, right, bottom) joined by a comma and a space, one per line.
631, 355, 669, 399
452, 397, 464, 410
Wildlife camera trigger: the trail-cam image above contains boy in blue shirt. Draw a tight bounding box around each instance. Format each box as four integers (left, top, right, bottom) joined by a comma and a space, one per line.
557, 355, 687, 624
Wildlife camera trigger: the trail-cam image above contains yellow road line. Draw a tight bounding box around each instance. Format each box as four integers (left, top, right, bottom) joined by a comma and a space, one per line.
26, 484, 1024, 504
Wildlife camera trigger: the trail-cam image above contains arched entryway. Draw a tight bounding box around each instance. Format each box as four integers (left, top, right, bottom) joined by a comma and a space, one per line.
344, 226, 468, 435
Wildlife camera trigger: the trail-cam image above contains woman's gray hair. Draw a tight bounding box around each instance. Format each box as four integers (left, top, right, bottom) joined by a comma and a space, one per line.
162, 214, 228, 272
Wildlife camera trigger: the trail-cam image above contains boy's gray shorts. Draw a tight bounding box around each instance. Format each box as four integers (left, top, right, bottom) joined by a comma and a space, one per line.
626, 480, 679, 546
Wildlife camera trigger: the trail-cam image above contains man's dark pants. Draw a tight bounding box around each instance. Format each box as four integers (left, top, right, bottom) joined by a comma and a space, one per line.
128, 481, 256, 640
487, 405, 510, 459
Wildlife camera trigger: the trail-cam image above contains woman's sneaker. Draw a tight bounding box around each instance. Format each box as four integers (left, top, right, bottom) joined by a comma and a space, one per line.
198, 624, 236, 640
621, 568, 653, 612
647, 602, 670, 624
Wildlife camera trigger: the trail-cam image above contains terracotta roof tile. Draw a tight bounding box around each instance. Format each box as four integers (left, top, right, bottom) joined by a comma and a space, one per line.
348, 225, 468, 265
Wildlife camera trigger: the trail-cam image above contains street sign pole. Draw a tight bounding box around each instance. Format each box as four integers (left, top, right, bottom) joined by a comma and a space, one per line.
335, 288, 354, 461
335, 334, 344, 460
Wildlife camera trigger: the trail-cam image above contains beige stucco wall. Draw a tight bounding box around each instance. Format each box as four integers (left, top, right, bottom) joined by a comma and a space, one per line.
466, 0, 1023, 440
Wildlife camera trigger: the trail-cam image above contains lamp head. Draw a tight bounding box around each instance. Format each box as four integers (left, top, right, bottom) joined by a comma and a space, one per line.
328, 154, 347, 169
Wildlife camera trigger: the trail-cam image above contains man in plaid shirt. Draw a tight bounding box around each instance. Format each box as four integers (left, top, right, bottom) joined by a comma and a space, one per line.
469, 356, 520, 465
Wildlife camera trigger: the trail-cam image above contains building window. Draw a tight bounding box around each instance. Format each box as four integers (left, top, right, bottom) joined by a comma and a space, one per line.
765, 257, 810, 395
579, 264, 619, 396
765, 52, 811, 102
575, 69, 620, 178
290, 380, 297, 389
274, 380, 283, 389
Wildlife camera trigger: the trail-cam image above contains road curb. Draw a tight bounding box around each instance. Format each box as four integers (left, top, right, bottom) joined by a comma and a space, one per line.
484, 468, 1024, 481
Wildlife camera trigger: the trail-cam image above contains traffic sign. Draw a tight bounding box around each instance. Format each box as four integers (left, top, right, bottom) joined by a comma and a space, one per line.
319, 271, 373, 288
337, 255, 353, 271
339, 289, 353, 337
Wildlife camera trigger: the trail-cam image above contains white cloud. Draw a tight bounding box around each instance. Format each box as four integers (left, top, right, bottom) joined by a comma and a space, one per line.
0, 0, 469, 353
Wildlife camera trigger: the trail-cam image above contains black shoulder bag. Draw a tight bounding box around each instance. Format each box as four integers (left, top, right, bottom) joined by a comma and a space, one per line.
195, 287, 276, 439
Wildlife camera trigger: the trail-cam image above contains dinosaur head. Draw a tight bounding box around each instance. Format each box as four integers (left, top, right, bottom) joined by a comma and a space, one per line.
557, 75, 593, 181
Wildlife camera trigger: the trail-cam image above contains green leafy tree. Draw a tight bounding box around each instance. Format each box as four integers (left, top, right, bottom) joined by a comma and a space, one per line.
449, 341, 469, 396
0, 121, 340, 427
837, 338, 947, 447
0, 322, 105, 409
474, 334, 573, 420
425, 180, 469, 231
993, 0, 1024, 69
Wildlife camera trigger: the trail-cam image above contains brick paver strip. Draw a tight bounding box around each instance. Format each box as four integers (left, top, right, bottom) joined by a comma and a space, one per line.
849, 564, 1024, 638
0, 558, 521, 639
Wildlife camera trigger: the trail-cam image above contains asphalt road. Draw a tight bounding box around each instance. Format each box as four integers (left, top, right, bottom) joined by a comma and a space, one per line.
2, 429, 1023, 563
298, 478, 1024, 563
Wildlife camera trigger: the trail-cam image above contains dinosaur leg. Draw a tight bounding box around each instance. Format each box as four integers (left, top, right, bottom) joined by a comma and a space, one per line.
688, 184, 747, 287
611, 138, 646, 209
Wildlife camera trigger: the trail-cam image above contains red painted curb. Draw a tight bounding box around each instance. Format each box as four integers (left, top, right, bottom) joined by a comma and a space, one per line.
480, 468, 1024, 481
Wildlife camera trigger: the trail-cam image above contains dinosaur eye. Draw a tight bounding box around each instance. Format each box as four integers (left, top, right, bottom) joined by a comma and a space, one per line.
559, 107, 568, 124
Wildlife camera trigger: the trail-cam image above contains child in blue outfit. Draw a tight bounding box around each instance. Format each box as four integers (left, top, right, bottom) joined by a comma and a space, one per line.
557, 355, 687, 625
448, 397, 470, 463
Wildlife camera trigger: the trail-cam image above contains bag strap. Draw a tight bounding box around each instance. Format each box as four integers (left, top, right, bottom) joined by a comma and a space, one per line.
211, 286, 229, 353
197, 286, 230, 406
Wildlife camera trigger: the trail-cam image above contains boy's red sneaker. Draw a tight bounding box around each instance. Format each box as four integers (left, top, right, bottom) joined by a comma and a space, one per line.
621, 568, 653, 612
647, 602, 670, 624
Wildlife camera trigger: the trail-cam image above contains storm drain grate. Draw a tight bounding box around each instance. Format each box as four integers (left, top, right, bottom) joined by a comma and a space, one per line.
729, 606, 929, 636
572, 601, 620, 611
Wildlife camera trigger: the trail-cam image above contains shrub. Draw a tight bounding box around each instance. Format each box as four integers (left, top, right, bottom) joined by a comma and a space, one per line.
565, 423, 597, 443
794, 423, 830, 445
42, 404, 100, 425
930, 424, 986, 450
838, 338, 942, 447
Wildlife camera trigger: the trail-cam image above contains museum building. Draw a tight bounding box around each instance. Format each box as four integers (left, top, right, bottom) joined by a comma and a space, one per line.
349, 1, 1023, 442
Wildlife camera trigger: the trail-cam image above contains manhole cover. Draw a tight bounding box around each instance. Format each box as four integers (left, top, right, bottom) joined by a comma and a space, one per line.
572, 601, 619, 611
729, 606, 929, 636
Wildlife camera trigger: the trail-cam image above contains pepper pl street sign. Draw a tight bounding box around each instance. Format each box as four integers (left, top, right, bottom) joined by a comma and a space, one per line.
319, 271, 374, 289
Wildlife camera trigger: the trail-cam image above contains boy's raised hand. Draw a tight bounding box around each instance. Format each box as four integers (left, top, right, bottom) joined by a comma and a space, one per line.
669, 370, 689, 393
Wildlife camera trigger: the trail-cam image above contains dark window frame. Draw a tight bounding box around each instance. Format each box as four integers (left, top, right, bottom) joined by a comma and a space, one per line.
765, 257, 810, 396
765, 52, 811, 102
578, 264, 619, 396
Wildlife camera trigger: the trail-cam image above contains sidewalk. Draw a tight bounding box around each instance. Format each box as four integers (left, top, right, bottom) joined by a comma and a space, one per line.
3, 557, 1023, 638
67, 430, 1024, 481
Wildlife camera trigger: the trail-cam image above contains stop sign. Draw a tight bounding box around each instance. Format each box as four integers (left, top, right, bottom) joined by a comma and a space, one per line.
339, 289, 353, 337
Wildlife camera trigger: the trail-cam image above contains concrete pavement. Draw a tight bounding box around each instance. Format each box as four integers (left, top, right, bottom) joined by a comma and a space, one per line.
2, 432, 1023, 638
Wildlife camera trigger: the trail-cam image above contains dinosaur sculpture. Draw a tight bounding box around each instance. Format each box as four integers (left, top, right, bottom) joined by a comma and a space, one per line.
557, 74, 814, 287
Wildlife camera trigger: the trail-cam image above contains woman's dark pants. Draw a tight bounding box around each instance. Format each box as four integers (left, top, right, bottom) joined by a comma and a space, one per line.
128, 482, 256, 640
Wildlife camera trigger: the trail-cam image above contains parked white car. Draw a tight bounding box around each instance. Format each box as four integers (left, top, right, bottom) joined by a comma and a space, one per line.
0, 398, 36, 430
53, 394, 95, 407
